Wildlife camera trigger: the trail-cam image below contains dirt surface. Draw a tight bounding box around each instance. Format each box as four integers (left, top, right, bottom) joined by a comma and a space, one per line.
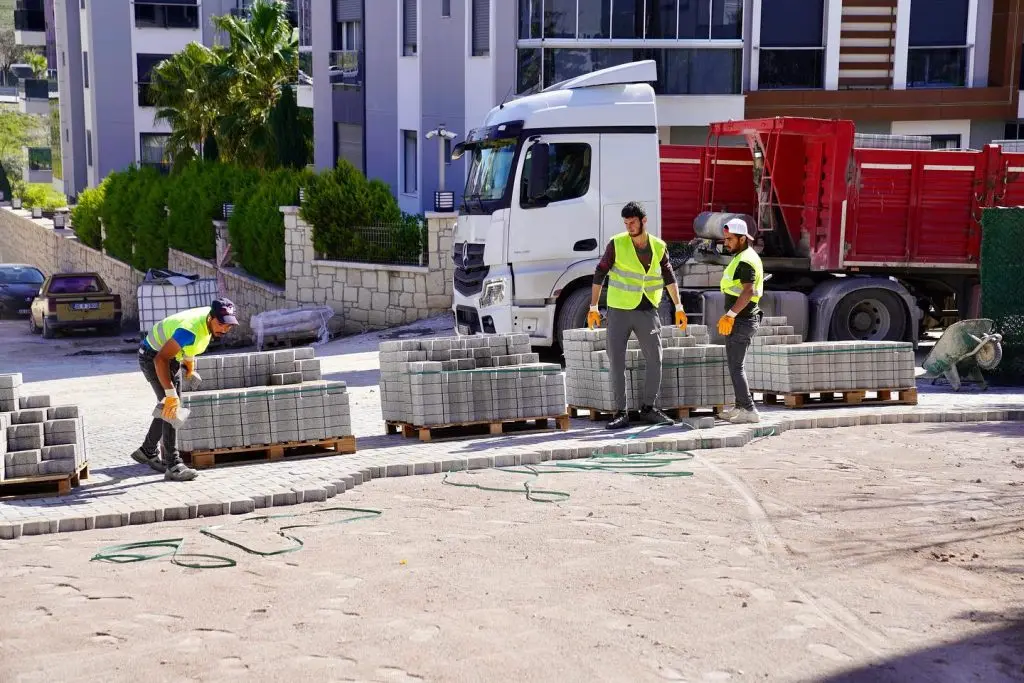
2, 423, 1022, 683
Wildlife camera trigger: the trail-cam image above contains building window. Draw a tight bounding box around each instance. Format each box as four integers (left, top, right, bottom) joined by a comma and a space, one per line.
403, 130, 418, 194
82, 50, 88, 88
136, 54, 171, 107
907, 0, 968, 88
1004, 122, 1024, 140
297, 0, 312, 48
758, 0, 824, 89
335, 21, 360, 51
403, 0, 417, 56
472, 0, 490, 56
86, 129, 92, 167
520, 143, 591, 207
140, 133, 171, 171
930, 134, 961, 150
134, 1, 200, 30
442, 0, 451, 18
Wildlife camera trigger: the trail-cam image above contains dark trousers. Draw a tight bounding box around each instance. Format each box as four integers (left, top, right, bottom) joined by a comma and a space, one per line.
607, 306, 663, 411
139, 347, 182, 466
725, 316, 759, 411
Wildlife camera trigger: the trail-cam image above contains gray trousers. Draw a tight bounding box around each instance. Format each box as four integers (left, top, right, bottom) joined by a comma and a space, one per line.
139, 348, 183, 466
725, 316, 758, 411
607, 306, 662, 411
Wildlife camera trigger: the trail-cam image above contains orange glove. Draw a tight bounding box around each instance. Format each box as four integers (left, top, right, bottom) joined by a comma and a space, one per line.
717, 314, 735, 336
674, 306, 688, 330
586, 306, 601, 330
162, 394, 180, 421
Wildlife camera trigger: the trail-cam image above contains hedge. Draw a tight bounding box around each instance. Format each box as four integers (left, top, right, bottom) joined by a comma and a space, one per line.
74, 159, 419, 288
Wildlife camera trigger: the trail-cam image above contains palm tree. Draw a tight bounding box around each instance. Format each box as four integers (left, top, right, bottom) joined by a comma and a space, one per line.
211, 0, 298, 167
148, 42, 224, 170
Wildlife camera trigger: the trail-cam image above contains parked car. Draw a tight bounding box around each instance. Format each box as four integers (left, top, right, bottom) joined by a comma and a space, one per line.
29, 272, 123, 338
0, 264, 45, 319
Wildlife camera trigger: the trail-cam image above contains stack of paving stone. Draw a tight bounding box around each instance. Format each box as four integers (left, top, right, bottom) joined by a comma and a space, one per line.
379, 334, 567, 427
562, 325, 736, 411
749, 316, 916, 393
0, 373, 88, 481
176, 348, 352, 452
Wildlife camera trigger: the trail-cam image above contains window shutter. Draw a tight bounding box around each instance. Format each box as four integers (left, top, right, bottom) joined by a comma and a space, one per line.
334, 0, 360, 22
472, 0, 489, 56
403, 0, 417, 53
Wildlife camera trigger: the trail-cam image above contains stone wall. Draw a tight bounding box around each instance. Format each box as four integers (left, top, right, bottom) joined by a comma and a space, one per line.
167, 250, 288, 340
283, 208, 455, 332
0, 207, 144, 322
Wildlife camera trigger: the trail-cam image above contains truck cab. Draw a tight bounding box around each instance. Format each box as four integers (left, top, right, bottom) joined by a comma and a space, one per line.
451, 61, 662, 346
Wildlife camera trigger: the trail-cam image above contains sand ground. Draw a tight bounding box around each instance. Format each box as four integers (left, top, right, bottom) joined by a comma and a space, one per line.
1, 422, 1023, 683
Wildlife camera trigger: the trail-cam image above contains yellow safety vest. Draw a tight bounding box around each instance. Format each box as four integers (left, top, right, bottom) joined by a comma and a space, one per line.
145, 307, 213, 362
720, 247, 764, 303
606, 232, 667, 310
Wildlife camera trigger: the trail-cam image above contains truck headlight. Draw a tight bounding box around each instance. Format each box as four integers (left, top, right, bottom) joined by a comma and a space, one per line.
479, 278, 506, 308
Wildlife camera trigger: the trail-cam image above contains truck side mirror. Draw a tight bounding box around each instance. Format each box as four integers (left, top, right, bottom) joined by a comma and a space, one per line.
528, 143, 550, 203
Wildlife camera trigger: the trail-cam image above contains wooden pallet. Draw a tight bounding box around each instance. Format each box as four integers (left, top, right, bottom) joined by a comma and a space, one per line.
0, 462, 89, 500
386, 415, 570, 442
182, 436, 356, 469
761, 387, 918, 409
568, 405, 726, 421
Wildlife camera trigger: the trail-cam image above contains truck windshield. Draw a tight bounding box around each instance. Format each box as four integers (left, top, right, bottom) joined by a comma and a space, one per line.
464, 140, 517, 203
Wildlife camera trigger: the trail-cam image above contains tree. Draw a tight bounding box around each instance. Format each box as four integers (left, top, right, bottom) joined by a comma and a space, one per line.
0, 30, 24, 86
149, 42, 224, 170
269, 83, 309, 168
25, 51, 46, 79
0, 109, 35, 181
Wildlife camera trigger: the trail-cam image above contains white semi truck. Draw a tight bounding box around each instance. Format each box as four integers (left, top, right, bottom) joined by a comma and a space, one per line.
448, 60, 994, 349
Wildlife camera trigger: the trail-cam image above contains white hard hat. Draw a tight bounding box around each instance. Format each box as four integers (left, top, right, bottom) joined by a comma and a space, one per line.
724, 217, 750, 237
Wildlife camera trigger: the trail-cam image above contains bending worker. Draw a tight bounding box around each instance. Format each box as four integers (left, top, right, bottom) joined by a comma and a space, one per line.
588, 201, 688, 430
717, 218, 764, 424
130, 299, 239, 481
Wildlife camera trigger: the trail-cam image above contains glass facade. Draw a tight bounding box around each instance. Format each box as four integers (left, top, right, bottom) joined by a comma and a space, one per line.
516, 0, 742, 95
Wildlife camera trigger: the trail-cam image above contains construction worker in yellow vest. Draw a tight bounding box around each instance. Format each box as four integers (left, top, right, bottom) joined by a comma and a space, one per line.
717, 218, 765, 424
130, 299, 238, 481
588, 202, 688, 430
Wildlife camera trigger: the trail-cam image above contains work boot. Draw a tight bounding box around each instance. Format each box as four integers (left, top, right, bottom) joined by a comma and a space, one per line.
606, 411, 631, 430
164, 463, 198, 482
718, 406, 740, 422
130, 448, 166, 473
639, 405, 674, 426
727, 408, 761, 424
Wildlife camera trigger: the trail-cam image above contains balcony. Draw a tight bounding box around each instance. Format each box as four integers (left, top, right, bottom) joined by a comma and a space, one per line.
134, 2, 200, 30
329, 50, 361, 89
24, 147, 52, 184
297, 50, 312, 108
18, 78, 50, 115
14, 3, 46, 47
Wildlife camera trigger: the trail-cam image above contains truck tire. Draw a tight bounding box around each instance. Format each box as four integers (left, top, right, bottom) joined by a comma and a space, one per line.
556, 288, 593, 346
830, 289, 907, 342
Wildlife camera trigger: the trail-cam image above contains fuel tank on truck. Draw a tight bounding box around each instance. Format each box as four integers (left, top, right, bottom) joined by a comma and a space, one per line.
693, 212, 757, 240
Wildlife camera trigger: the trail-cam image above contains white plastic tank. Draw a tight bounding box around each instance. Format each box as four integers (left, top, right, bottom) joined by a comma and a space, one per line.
137, 273, 219, 335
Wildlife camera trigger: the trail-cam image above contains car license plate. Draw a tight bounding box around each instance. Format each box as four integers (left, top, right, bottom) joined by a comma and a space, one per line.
457, 323, 470, 336
72, 303, 100, 311
17, 309, 29, 315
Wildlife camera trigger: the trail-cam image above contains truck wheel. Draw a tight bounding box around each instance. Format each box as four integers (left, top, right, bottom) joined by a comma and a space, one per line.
42, 318, 55, 339
830, 289, 907, 342
556, 288, 593, 346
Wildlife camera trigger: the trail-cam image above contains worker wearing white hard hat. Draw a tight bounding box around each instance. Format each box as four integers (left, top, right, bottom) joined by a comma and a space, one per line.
718, 217, 764, 424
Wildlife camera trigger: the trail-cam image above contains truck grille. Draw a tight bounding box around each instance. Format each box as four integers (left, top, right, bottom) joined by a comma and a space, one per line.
453, 242, 488, 296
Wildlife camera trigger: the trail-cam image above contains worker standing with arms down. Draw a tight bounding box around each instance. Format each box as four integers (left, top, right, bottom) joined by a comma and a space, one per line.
717, 218, 764, 424
129, 299, 239, 481
588, 201, 688, 430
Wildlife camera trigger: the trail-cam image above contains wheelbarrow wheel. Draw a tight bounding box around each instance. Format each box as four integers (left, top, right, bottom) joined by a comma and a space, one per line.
976, 340, 1003, 371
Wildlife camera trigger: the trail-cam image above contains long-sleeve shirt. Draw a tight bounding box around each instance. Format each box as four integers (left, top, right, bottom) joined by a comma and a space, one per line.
593, 237, 676, 311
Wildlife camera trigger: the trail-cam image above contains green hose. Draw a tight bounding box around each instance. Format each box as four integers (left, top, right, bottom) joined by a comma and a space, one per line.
91, 506, 382, 569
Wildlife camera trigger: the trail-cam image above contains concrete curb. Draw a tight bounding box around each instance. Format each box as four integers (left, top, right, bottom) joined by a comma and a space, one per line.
0, 406, 1020, 540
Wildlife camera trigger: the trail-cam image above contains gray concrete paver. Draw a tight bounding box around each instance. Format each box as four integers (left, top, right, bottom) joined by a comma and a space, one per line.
1, 318, 1022, 538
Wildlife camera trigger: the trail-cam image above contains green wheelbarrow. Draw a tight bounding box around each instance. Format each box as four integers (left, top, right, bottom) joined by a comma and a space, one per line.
921, 319, 1003, 391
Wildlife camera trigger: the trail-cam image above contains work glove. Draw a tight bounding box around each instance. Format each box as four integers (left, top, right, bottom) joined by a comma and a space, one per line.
717, 313, 735, 337
162, 390, 180, 421
674, 305, 688, 330
587, 306, 601, 330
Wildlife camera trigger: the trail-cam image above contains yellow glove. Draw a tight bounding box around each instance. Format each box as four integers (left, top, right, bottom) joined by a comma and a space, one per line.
717, 314, 735, 337
674, 306, 688, 330
162, 394, 180, 421
586, 306, 601, 330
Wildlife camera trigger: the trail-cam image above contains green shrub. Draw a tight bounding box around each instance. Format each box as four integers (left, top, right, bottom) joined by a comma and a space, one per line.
133, 173, 170, 271
71, 179, 107, 249
229, 167, 311, 286
99, 166, 165, 266
165, 161, 259, 259
301, 159, 411, 262
21, 183, 67, 210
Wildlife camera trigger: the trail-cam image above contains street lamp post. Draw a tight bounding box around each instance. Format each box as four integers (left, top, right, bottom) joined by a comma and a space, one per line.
425, 124, 458, 212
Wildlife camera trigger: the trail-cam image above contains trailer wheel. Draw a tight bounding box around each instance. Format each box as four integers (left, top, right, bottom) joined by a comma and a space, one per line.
556, 287, 593, 345
830, 289, 907, 342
